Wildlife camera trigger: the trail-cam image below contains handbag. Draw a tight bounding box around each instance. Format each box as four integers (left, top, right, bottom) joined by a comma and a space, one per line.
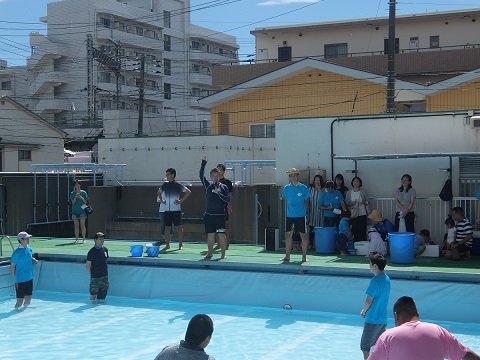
349, 201, 359, 218
82, 204, 93, 216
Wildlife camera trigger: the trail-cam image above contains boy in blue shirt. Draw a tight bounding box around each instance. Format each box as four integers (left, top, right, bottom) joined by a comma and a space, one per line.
338, 210, 354, 256
360, 253, 390, 359
281, 168, 310, 263
10, 231, 38, 310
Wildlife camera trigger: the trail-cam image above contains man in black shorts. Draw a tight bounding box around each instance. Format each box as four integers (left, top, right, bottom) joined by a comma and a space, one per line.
215, 163, 233, 250
10, 232, 37, 310
157, 168, 192, 250
86, 232, 109, 303
199, 155, 230, 259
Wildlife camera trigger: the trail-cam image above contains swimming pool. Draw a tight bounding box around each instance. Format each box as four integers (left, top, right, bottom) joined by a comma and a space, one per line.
1, 291, 479, 360
1, 261, 480, 359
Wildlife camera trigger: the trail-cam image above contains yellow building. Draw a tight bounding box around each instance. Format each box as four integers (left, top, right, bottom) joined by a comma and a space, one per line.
198, 57, 480, 137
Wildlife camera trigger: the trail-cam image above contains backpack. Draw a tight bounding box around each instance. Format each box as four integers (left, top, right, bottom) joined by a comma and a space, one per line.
439, 179, 453, 201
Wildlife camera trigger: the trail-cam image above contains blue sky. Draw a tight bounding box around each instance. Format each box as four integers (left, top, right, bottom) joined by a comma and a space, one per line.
1, 0, 479, 66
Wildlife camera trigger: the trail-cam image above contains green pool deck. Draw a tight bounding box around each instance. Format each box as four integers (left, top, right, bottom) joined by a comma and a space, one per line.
2, 237, 480, 283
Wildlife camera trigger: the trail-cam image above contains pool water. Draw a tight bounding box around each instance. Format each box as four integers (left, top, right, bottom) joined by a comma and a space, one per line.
1, 291, 480, 359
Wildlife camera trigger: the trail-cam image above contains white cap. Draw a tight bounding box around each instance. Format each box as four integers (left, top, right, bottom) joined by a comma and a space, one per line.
17, 231, 32, 240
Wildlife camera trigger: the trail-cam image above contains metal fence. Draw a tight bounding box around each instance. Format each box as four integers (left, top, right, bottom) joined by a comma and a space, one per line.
370, 197, 478, 243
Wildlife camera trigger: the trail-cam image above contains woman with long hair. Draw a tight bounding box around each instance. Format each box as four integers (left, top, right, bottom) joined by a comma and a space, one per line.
394, 174, 416, 233
307, 174, 325, 249
334, 173, 348, 198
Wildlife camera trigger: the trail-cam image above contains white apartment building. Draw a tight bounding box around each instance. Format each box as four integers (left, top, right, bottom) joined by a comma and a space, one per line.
1, 0, 238, 149
251, 8, 480, 62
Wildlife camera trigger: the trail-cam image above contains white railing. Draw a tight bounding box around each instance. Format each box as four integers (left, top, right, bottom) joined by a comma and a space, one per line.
370, 197, 478, 243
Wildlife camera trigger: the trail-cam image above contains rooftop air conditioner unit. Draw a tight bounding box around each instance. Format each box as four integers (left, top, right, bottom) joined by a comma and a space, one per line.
471, 115, 480, 129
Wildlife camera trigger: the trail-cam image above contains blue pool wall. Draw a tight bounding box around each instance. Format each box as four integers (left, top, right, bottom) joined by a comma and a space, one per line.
1, 261, 479, 324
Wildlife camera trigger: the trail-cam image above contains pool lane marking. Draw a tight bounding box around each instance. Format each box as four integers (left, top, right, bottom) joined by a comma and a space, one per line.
119, 314, 247, 360
1, 307, 152, 357
259, 322, 335, 360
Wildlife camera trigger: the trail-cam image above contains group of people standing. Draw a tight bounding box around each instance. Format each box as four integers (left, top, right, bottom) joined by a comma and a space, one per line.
283, 168, 417, 261
152, 156, 233, 260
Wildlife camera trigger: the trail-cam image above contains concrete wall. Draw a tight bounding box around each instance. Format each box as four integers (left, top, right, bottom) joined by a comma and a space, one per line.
275, 112, 480, 197
98, 135, 276, 184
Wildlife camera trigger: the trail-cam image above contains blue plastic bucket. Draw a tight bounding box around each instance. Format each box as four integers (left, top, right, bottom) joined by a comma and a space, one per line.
389, 232, 415, 264
130, 245, 143, 257
314, 227, 338, 254
146, 245, 159, 257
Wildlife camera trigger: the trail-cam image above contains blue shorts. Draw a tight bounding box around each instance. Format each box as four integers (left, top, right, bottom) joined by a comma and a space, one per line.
72, 212, 87, 220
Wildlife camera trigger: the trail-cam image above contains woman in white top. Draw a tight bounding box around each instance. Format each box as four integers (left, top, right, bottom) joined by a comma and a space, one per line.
394, 174, 416, 233
345, 176, 369, 242
307, 174, 325, 249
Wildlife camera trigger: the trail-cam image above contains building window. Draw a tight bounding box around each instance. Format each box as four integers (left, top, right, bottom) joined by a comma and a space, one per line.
383, 38, 399, 54
164, 83, 171, 100
430, 35, 440, 48
146, 105, 158, 113
278, 46, 292, 62
191, 64, 200, 73
18, 150, 32, 161
250, 123, 275, 138
191, 87, 201, 97
191, 41, 200, 50
100, 99, 112, 109
1, 81, 12, 90
409, 37, 419, 50
99, 17, 111, 28
164, 35, 171, 51
164, 59, 171, 76
136, 26, 144, 36
99, 72, 112, 83
324, 43, 348, 58
164, 10, 171, 28
117, 22, 126, 31
146, 79, 157, 90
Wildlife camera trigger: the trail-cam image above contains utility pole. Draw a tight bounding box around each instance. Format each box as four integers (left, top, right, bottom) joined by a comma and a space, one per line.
86, 34, 95, 123
386, 0, 396, 113
86, 35, 122, 120
137, 53, 145, 136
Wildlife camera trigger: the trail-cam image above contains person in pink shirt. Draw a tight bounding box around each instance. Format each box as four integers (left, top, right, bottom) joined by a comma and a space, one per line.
368, 296, 480, 360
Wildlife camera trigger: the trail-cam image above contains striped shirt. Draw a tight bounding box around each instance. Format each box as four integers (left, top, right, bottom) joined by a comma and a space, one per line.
455, 218, 473, 248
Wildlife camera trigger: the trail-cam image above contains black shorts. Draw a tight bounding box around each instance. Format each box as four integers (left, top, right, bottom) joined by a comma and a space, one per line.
15, 279, 33, 299
285, 217, 306, 234
204, 213, 226, 234
457, 243, 471, 253
164, 211, 181, 227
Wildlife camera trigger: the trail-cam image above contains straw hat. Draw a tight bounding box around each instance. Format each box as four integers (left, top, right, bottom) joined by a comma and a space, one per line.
286, 168, 300, 175
368, 209, 385, 222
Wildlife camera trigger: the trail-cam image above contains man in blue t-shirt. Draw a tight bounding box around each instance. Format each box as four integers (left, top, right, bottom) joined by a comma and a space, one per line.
281, 168, 310, 263
360, 254, 391, 359
10, 231, 38, 310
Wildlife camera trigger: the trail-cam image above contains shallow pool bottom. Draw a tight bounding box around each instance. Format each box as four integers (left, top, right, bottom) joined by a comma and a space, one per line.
1, 291, 480, 360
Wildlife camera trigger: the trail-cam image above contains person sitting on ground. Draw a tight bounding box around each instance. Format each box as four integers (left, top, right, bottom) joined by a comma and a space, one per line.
419, 229, 435, 245
155, 314, 215, 360
368, 296, 480, 360
368, 209, 395, 241
414, 233, 426, 258
368, 227, 386, 256
338, 210, 354, 256
440, 218, 456, 256
445, 207, 473, 260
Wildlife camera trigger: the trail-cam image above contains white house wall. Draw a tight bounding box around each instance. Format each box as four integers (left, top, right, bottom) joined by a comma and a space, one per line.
98, 136, 275, 183
275, 113, 479, 197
